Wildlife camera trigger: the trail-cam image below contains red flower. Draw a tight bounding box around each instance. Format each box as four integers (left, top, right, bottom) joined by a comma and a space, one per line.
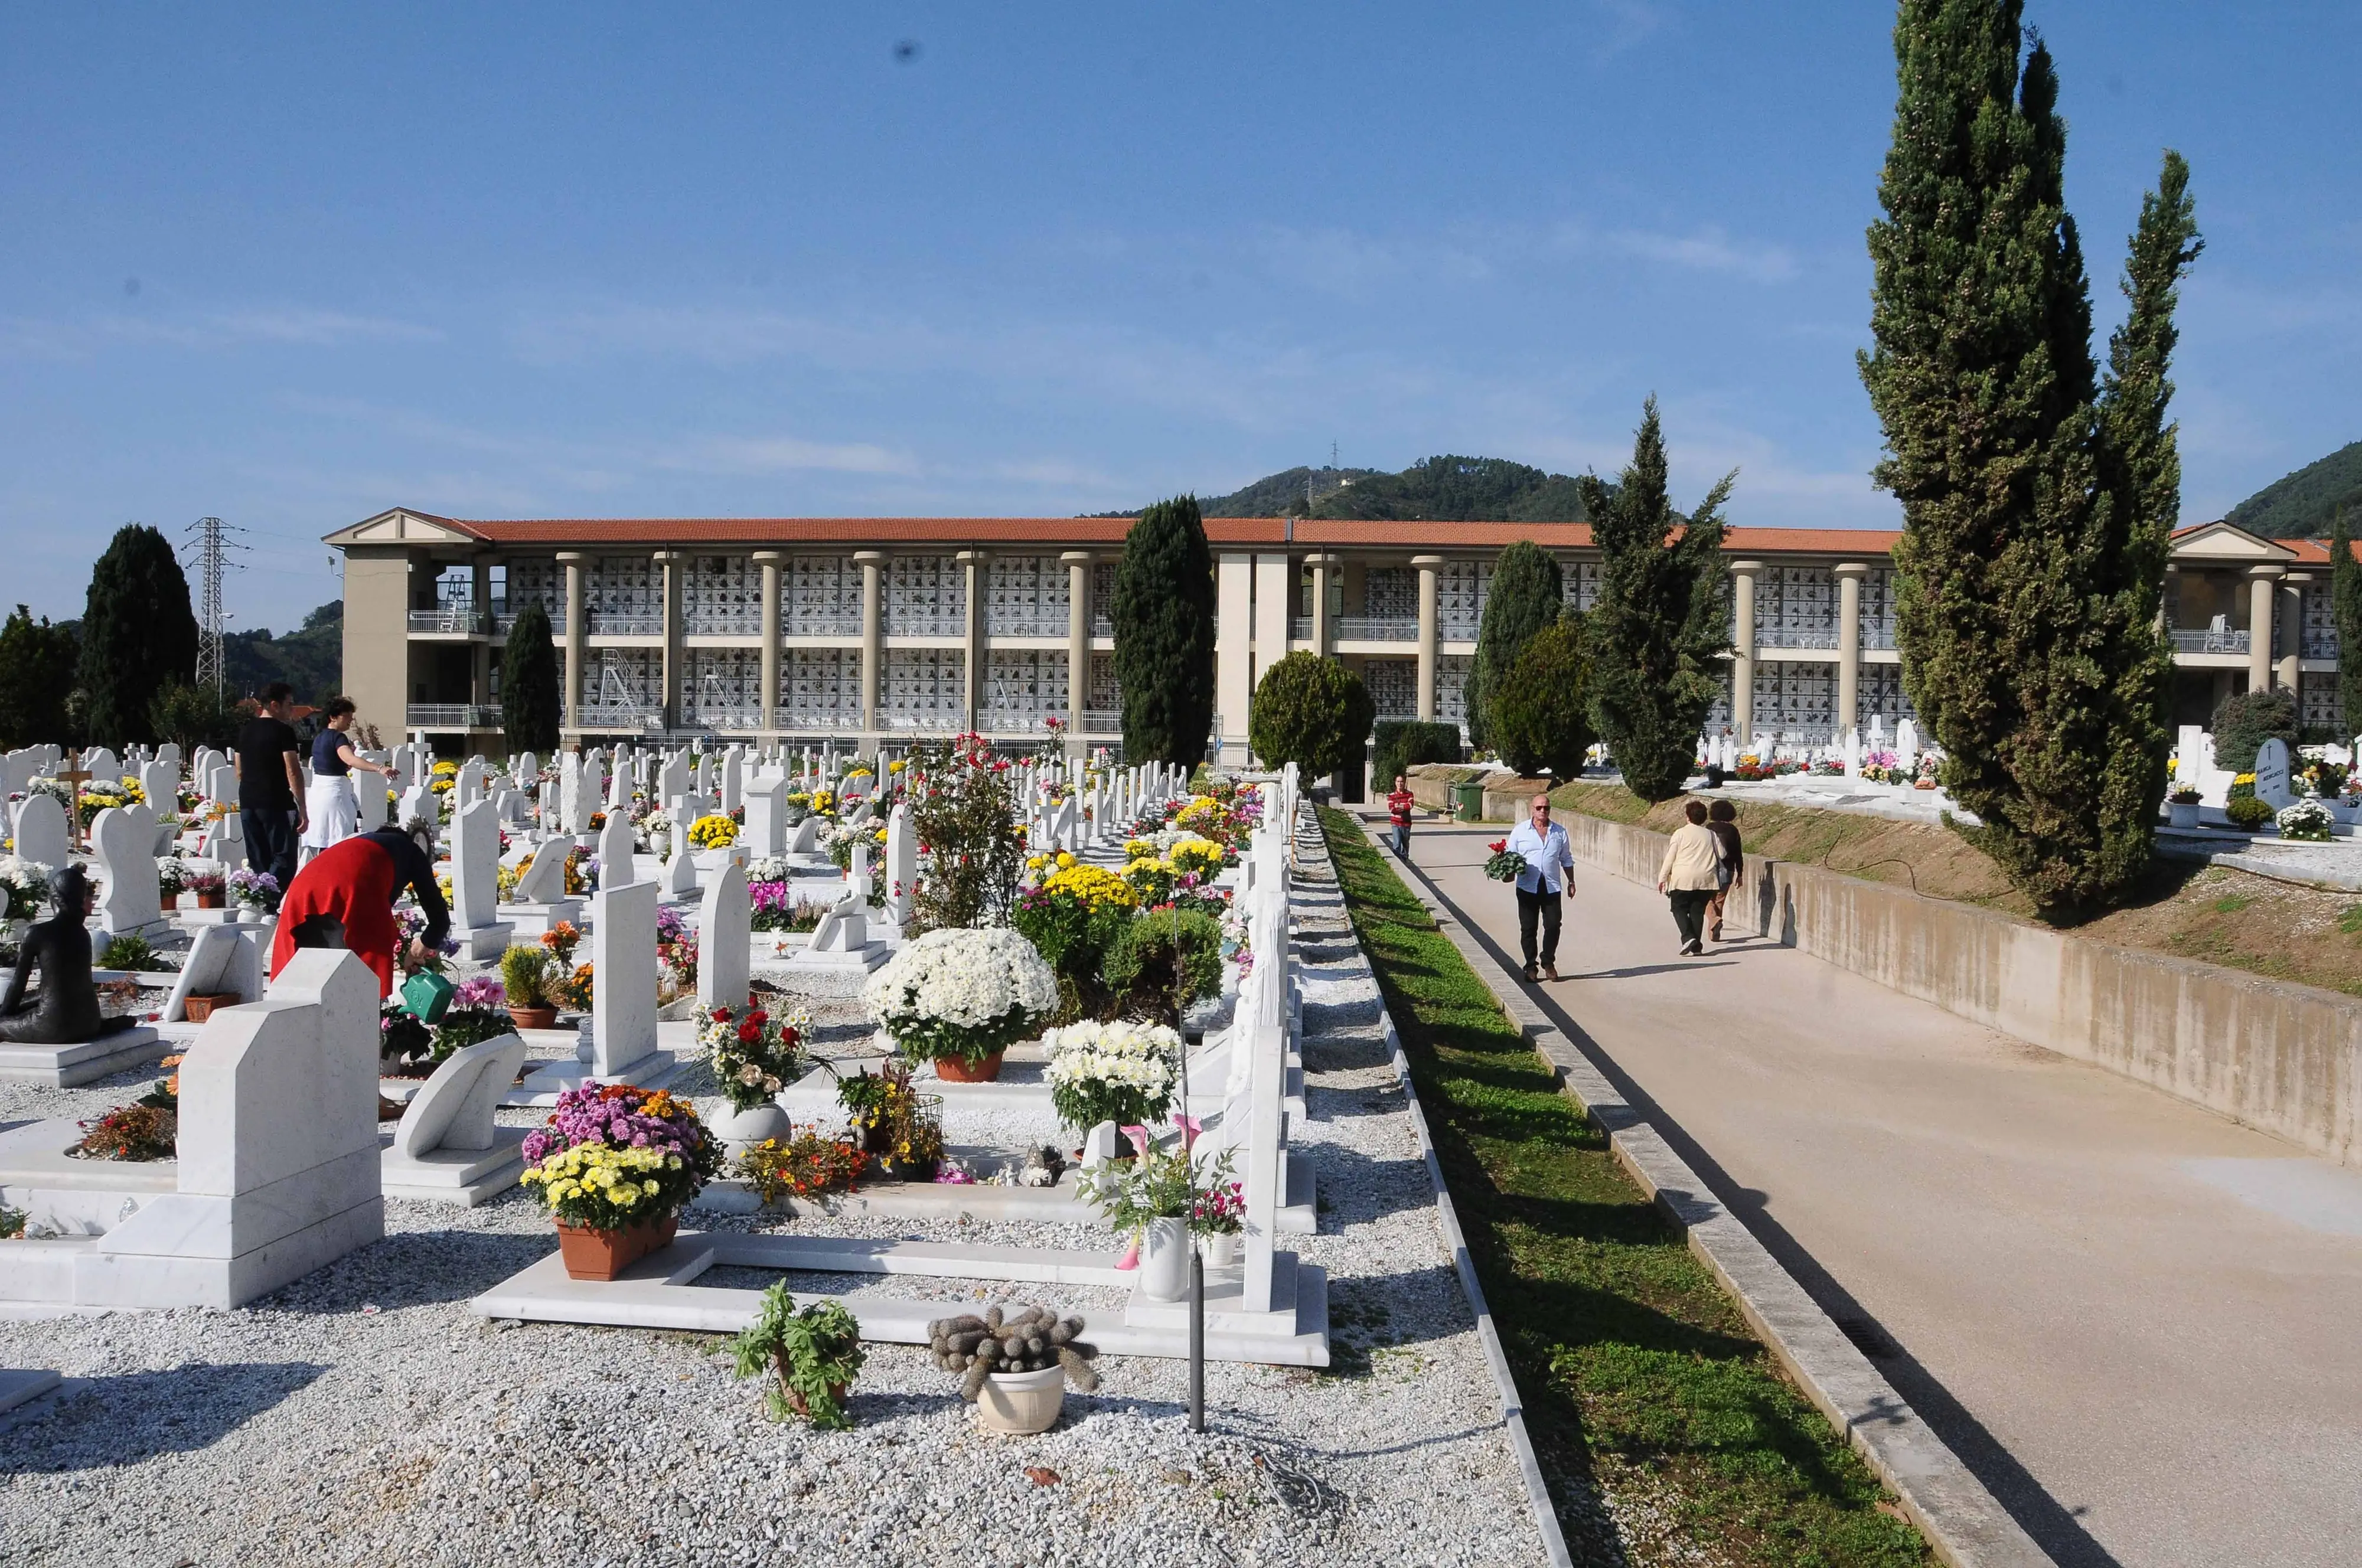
746, 1008, 767, 1025
710, 1005, 732, 1023
1487, 839, 1507, 853
737, 1021, 763, 1045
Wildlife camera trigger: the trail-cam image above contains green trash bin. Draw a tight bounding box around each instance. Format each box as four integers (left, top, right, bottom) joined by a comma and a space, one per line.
1453, 780, 1485, 822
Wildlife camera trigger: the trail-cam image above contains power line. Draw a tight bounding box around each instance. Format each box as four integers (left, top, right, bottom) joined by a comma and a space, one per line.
181, 516, 249, 696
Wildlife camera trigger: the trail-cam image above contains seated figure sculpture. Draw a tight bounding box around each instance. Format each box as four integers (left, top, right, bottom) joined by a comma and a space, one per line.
0, 864, 139, 1044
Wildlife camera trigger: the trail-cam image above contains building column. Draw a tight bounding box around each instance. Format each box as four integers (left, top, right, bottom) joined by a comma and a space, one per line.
2247, 566, 2282, 694
1308, 554, 1335, 655
1412, 555, 1443, 722
2279, 572, 2309, 694
655, 551, 685, 731
753, 550, 782, 740
1215, 552, 1254, 760
469, 557, 495, 724
958, 548, 988, 731
1062, 550, 1092, 757
1834, 561, 1867, 737
855, 550, 885, 737
557, 551, 586, 733
1730, 560, 1760, 748
1251, 553, 1292, 698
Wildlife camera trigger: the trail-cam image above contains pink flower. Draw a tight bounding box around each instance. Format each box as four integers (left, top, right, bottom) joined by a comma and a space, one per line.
1121, 1123, 1150, 1157
1174, 1113, 1202, 1150
1114, 1238, 1139, 1270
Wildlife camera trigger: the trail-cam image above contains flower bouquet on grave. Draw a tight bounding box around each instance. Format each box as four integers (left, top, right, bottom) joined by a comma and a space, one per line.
863, 926, 1058, 1083
521, 1083, 719, 1278
688, 813, 738, 851
380, 999, 434, 1076
227, 867, 279, 914
1041, 1018, 1180, 1139
834, 1063, 944, 1180
1483, 840, 1526, 883
0, 857, 51, 923
736, 1128, 866, 1204
2278, 797, 2336, 842
72, 1103, 177, 1162
694, 997, 810, 1112
431, 974, 516, 1060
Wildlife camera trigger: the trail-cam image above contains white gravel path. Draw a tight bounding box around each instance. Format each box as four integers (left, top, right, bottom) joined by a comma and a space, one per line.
0, 812, 1557, 1568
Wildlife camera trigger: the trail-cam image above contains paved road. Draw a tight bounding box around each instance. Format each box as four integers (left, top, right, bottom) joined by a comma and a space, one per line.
1382, 815, 2362, 1568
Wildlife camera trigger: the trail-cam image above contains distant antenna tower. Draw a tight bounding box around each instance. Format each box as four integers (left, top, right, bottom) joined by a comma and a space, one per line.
1330, 440, 1338, 469
182, 516, 247, 696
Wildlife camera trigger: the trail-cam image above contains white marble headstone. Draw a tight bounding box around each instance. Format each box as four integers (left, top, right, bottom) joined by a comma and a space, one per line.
590, 880, 658, 1076
11, 793, 68, 869
696, 861, 751, 1011
92, 803, 164, 936
2253, 737, 2295, 809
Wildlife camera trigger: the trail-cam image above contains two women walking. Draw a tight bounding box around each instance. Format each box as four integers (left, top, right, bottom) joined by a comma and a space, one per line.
1656, 798, 1743, 956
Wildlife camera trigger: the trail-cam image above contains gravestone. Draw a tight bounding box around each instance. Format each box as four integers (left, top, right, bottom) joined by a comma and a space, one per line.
70, 948, 383, 1309
396, 783, 432, 832
596, 811, 637, 890
81, 748, 120, 786
156, 741, 182, 771
786, 814, 824, 862
448, 799, 515, 958
882, 804, 916, 929
162, 923, 265, 1024
456, 760, 489, 810
92, 805, 166, 937
589, 880, 658, 1076
2253, 737, 2295, 810
514, 750, 540, 788
742, 775, 787, 857
696, 862, 751, 1010
578, 753, 608, 835
11, 795, 69, 870
720, 748, 744, 816
382, 1033, 530, 1205
2175, 725, 2206, 788
661, 835, 701, 901
607, 751, 631, 811
658, 752, 689, 805
138, 759, 178, 817
558, 752, 583, 834
507, 839, 581, 937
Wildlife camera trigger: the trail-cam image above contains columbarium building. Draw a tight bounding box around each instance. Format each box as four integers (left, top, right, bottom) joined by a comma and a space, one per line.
326, 509, 2344, 760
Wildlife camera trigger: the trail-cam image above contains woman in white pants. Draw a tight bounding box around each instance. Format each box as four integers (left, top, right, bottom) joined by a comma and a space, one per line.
301, 698, 392, 861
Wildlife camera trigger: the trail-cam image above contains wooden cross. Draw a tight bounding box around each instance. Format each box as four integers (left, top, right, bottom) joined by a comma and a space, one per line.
53, 749, 93, 851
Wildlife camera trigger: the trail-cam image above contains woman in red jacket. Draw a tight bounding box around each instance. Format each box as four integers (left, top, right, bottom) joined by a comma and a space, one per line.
269, 822, 451, 998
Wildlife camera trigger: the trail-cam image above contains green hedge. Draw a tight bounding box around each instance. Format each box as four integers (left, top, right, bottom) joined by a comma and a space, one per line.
1372, 720, 1463, 792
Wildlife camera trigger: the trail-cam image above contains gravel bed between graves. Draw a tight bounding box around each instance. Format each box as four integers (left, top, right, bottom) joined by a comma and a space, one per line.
0, 828, 1545, 1567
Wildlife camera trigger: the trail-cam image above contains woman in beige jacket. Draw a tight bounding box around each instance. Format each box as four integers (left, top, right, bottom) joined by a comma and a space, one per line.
1656, 799, 1723, 956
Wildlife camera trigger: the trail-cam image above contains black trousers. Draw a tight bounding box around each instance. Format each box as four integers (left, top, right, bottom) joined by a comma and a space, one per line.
242, 807, 298, 900
1517, 886, 1562, 969
1668, 888, 1715, 948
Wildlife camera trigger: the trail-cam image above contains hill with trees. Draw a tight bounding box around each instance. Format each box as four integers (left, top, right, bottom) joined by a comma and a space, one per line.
223, 600, 344, 704
2225, 440, 2362, 539
1107, 454, 1593, 521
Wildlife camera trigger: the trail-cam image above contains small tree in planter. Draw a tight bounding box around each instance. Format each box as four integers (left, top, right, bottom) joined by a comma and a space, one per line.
905, 733, 1027, 933
863, 926, 1058, 1083
732, 1283, 865, 1428
498, 944, 560, 1030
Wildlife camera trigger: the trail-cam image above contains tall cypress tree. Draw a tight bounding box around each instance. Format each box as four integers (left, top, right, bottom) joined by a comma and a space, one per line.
78, 524, 199, 746
1465, 539, 1562, 753
1860, 1, 2200, 914
0, 606, 80, 750
503, 603, 563, 757
1581, 399, 1733, 803
1111, 496, 1217, 766
2334, 511, 2362, 740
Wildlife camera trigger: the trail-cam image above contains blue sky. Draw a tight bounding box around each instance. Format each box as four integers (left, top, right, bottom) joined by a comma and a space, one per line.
2, 2, 2356, 632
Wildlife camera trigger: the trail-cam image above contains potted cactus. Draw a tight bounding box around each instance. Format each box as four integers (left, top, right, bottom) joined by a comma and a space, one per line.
732, 1284, 864, 1427
928, 1304, 1100, 1434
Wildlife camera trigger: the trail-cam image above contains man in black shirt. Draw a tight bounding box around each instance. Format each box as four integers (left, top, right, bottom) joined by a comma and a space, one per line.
234, 681, 306, 903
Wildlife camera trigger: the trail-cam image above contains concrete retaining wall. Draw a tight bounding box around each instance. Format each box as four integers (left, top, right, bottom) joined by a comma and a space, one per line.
1557, 810, 2362, 1170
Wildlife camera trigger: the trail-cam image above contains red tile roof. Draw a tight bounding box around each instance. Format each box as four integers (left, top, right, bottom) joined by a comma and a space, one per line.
384, 511, 1908, 556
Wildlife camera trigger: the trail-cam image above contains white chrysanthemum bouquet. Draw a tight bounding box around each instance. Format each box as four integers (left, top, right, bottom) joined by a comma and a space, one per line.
864, 926, 1058, 1070
1042, 1019, 1180, 1133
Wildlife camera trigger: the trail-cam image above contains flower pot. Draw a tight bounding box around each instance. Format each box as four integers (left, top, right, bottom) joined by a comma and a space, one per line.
195, 890, 225, 910
1137, 1216, 1190, 1302
160, 893, 180, 911
713, 1100, 792, 1159
932, 1050, 1006, 1084
554, 1213, 679, 1280
507, 1004, 559, 1031
1204, 1231, 1240, 1269
974, 1364, 1066, 1435
2167, 801, 2201, 829
872, 1153, 939, 1182
182, 993, 239, 1024
785, 1381, 851, 1422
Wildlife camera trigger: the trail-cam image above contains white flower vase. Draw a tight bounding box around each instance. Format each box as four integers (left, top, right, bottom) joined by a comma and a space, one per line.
1205, 1231, 1239, 1269
713, 1100, 791, 1160
1137, 1217, 1190, 1302
2167, 801, 2200, 829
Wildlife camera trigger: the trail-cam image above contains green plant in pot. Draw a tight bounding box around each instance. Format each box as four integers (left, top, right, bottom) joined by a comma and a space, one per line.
498, 944, 559, 1030
733, 1284, 865, 1427
836, 1063, 944, 1180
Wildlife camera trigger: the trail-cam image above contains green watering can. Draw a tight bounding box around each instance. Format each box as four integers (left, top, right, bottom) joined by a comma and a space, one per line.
399, 968, 455, 1024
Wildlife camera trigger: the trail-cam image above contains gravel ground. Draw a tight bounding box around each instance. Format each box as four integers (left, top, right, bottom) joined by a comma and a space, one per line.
0, 812, 1557, 1567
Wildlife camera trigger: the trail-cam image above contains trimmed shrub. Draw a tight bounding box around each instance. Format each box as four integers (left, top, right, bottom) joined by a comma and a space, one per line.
1372, 720, 1462, 791
1466, 540, 1563, 752
2224, 795, 2274, 829
1105, 908, 1224, 1027
2210, 688, 2298, 773
1249, 652, 1374, 781
1489, 618, 1593, 779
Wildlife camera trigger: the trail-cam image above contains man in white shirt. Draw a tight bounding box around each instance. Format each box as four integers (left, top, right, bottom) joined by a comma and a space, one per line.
1506, 793, 1577, 982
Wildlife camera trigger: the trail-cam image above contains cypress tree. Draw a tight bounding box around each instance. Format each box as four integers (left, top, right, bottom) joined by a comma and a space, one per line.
1466, 539, 1563, 752
1581, 399, 1733, 803
1489, 615, 1594, 779
77, 524, 199, 746
1860, 1, 2200, 914
0, 606, 80, 750
1111, 496, 1217, 766
2334, 510, 2362, 740
503, 602, 563, 757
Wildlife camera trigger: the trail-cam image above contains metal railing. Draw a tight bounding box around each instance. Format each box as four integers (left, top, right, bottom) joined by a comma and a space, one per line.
405, 703, 500, 730
1336, 616, 1419, 642
2305, 635, 2340, 661
1755, 626, 1841, 650
678, 705, 765, 731
408, 607, 486, 635
586, 613, 665, 637
2169, 627, 2252, 654
1859, 624, 1898, 651
783, 612, 865, 637
775, 708, 859, 730
573, 703, 666, 733
1089, 615, 1113, 638
988, 613, 1072, 638
979, 710, 1061, 733
1078, 708, 1124, 733
492, 603, 565, 633
684, 611, 762, 636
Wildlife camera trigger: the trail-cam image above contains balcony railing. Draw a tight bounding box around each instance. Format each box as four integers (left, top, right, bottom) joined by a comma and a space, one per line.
774, 707, 858, 730
1860, 623, 1898, 651
980, 710, 1062, 733
586, 613, 665, 637
1337, 616, 1420, 642
1756, 626, 1841, 650
878, 710, 965, 731
408, 607, 486, 635
678, 704, 764, 731
2169, 627, 2251, 654
684, 611, 762, 636
1078, 708, 1124, 733
491, 603, 565, 634
2305, 636, 2340, 661
574, 703, 665, 733
1089, 615, 1113, 638
405, 703, 500, 730
784, 612, 864, 637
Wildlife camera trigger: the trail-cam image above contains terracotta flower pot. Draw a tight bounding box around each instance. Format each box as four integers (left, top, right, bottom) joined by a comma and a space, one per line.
195, 890, 225, 910
784, 1381, 851, 1421
507, 1004, 559, 1031
932, 1050, 1006, 1084
554, 1213, 679, 1280
182, 993, 239, 1024
160, 893, 179, 911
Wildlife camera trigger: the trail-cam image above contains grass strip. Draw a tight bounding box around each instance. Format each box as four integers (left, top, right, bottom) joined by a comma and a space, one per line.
1317, 805, 1927, 1567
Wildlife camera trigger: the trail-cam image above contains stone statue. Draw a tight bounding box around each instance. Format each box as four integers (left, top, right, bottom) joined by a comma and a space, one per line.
0, 865, 139, 1044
